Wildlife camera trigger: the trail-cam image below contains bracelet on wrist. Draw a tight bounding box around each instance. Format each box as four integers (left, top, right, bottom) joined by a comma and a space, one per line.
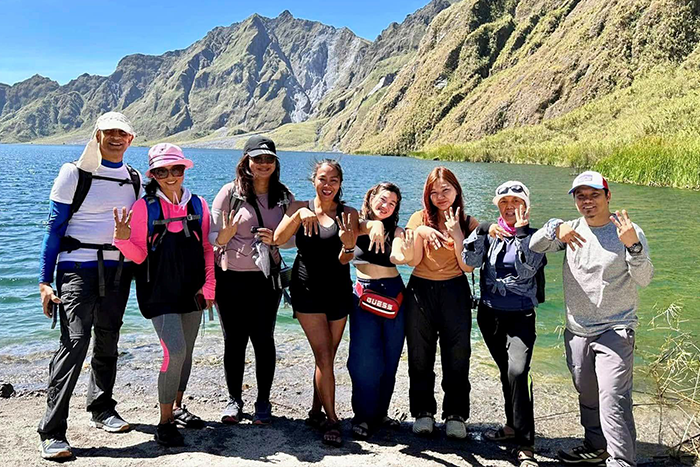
343, 245, 355, 254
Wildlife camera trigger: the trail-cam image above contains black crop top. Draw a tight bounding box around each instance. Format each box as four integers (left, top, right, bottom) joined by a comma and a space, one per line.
353, 220, 396, 268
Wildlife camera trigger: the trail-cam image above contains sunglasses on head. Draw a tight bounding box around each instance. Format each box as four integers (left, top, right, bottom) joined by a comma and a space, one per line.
250, 154, 276, 164
497, 184, 525, 195
152, 165, 185, 180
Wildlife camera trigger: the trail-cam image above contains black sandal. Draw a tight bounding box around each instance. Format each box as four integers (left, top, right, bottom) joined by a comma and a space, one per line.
322, 420, 343, 447
351, 421, 370, 440
305, 410, 327, 429
381, 416, 401, 430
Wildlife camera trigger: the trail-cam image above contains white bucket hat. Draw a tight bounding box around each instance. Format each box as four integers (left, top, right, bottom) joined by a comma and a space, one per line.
492, 180, 531, 207
76, 112, 136, 173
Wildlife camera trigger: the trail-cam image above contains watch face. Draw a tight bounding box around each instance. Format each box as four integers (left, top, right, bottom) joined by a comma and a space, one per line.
628, 242, 643, 254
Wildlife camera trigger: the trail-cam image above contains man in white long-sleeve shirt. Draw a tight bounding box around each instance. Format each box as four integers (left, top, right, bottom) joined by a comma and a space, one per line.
530, 171, 653, 467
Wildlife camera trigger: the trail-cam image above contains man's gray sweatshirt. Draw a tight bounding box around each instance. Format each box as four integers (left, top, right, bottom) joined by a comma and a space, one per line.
530, 218, 653, 337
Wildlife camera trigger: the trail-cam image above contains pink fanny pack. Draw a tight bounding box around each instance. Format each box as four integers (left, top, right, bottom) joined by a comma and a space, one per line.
354, 282, 403, 319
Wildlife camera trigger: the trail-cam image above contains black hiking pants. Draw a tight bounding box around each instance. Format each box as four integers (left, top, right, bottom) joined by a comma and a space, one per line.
38, 265, 132, 439
477, 303, 536, 447
405, 274, 472, 420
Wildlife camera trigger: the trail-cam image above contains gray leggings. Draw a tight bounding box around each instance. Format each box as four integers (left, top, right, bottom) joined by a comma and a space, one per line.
152, 310, 203, 404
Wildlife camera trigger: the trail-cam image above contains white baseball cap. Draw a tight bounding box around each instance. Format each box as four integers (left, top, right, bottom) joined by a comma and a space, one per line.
568, 171, 609, 194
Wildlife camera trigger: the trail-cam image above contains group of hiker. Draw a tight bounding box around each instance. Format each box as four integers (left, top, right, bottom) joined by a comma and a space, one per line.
37, 111, 653, 467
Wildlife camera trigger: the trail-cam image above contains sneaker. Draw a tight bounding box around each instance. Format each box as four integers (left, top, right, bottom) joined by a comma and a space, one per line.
253, 401, 272, 425
558, 444, 609, 464
155, 422, 185, 447
412, 413, 434, 435
173, 405, 205, 429
40, 437, 72, 460
445, 415, 467, 439
221, 398, 242, 424
90, 408, 130, 433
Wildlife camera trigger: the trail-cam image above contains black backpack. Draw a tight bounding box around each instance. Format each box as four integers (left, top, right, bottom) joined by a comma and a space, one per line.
69, 162, 141, 220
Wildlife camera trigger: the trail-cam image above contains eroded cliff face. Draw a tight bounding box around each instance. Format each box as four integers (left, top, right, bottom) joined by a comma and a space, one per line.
331, 0, 700, 154
2, 0, 699, 151
0, 11, 369, 142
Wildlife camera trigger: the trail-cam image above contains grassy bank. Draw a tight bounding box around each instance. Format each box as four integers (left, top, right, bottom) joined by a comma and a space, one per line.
415, 136, 700, 190
408, 67, 700, 190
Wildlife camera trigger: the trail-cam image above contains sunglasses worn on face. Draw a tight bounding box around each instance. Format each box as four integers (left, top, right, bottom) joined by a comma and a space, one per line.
152, 165, 185, 179
250, 154, 276, 164
497, 184, 525, 195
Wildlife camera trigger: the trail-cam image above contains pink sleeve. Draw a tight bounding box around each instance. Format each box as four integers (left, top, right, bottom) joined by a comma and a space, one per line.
200, 197, 216, 300
114, 199, 148, 264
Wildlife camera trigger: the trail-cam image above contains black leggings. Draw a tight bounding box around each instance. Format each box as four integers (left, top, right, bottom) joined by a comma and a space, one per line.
216, 268, 282, 403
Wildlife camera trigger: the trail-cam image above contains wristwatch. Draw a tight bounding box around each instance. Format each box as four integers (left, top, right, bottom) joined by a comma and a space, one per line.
626, 242, 643, 255
343, 246, 355, 254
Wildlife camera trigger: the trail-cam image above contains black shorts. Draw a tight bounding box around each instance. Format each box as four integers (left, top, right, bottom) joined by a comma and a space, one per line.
290, 278, 353, 321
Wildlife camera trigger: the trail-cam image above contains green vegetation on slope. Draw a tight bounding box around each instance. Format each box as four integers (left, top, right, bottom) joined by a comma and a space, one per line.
414, 67, 700, 189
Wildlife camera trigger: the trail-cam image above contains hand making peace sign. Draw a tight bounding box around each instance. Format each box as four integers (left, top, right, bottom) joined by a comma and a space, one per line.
113, 207, 133, 241
216, 210, 240, 246
610, 209, 640, 247
337, 211, 356, 249
514, 205, 530, 228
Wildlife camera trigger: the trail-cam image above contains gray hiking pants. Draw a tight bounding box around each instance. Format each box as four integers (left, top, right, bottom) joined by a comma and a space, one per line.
565, 328, 636, 467
38, 266, 132, 439
152, 310, 202, 404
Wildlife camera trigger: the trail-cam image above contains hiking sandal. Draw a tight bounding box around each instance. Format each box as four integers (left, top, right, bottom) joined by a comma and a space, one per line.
518, 449, 539, 467
381, 416, 401, 430
321, 420, 343, 447
305, 410, 327, 429
351, 421, 370, 440
484, 426, 516, 442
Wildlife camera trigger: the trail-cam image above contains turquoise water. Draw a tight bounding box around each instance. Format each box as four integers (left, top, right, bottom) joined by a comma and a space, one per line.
1, 144, 698, 374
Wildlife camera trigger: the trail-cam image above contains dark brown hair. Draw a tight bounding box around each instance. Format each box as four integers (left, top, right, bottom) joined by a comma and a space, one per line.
235, 153, 291, 208
310, 159, 344, 204
360, 182, 402, 231
422, 166, 469, 234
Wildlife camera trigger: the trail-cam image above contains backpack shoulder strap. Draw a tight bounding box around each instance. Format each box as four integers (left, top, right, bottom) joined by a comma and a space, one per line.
71, 163, 93, 217
144, 194, 164, 240
125, 164, 141, 199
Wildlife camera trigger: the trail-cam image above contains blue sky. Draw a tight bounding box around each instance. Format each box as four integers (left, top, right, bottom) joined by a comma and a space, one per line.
0, 0, 431, 86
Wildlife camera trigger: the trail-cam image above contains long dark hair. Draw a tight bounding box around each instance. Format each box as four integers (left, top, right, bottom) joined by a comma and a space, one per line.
422, 166, 469, 234
235, 154, 291, 208
145, 178, 159, 195
360, 182, 401, 232
310, 159, 344, 204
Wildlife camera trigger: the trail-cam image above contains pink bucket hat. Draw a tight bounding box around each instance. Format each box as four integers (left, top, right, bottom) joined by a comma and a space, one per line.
145, 143, 194, 178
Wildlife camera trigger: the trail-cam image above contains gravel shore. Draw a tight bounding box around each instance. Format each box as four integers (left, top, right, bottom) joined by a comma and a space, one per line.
0, 323, 690, 466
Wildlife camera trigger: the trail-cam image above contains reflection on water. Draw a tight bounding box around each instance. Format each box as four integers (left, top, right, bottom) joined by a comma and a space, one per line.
1, 144, 698, 376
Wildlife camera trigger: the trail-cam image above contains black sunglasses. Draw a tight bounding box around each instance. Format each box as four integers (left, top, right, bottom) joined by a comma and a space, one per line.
497, 184, 525, 195
152, 165, 185, 180
250, 154, 277, 164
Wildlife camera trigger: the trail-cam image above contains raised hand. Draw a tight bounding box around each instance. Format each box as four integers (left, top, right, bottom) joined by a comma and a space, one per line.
610, 209, 639, 247
515, 205, 530, 228
444, 207, 463, 241
556, 223, 587, 251
489, 224, 512, 240
337, 211, 355, 249
399, 229, 415, 261
298, 207, 319, 237
217, 210, 239, 246
368, 220, 386, 253
113, 207, 133, 240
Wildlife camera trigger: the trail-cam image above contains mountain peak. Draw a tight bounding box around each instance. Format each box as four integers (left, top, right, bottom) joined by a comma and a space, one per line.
278, 10, 293, 20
